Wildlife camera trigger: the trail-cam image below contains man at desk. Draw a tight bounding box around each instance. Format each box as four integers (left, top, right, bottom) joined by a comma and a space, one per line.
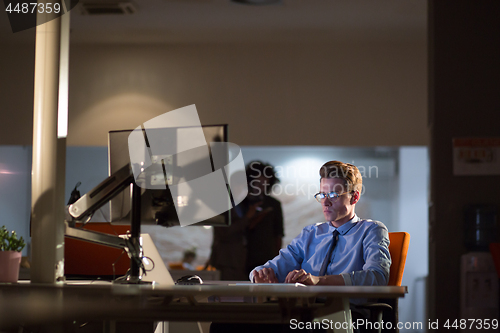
212, 161, 390, 332
250, 160, 391, 289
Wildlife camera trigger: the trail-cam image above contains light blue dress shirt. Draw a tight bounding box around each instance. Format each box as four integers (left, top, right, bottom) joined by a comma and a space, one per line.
249, 215, 391, 286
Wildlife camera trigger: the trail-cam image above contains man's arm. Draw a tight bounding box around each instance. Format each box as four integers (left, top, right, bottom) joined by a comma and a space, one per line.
284, 269, 346, 285
249, 226, 313, 282
341, 223, 391, 286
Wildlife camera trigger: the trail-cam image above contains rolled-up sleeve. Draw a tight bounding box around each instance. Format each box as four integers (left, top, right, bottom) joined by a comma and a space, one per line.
343, 224, 391, 286
249, 227, 313, 282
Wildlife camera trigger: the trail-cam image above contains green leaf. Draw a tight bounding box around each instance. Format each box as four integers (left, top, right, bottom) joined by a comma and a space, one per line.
0, 225, 26, 252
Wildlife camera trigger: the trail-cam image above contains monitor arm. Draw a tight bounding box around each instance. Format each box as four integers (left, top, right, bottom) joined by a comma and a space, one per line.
65, 164, 145, 283
68, 164, 135, 222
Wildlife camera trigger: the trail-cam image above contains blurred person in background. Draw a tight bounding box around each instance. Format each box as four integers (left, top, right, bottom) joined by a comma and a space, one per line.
245, 160, 284, 275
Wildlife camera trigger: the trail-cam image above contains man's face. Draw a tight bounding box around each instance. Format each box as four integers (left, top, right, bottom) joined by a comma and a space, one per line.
320, 178, 357, 226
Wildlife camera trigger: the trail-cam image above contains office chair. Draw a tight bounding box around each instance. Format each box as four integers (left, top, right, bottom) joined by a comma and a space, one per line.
168, 263, 218, 271
168, 262, 186, 270
359, 231, 410, 333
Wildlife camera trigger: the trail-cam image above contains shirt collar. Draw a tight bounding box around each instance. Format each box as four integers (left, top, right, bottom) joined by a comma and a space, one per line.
331, 214, 360, 235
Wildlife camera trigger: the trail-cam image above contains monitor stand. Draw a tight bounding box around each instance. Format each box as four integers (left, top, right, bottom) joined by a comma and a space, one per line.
65, 164, 152, 284
114, 182, 149, 284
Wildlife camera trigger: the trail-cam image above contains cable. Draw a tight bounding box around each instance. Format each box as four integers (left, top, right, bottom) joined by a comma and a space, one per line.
108, 236, 155, 282
142, 255, 155, 272
98, 207, 110, 223
111, 249, 127, 281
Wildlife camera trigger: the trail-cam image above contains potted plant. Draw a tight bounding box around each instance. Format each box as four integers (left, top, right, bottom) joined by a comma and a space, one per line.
0, 225, 26, 283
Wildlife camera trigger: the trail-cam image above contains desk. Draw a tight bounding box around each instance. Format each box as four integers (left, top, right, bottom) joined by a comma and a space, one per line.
0, 283, 406, 333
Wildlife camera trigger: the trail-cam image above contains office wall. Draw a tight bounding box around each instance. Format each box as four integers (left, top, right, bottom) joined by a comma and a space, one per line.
67, 42, 427, 147
398, 147, 429, 331
0, 146, 32, 256
428, 0, 500, 322
0, 41, 426, 147
0, 43, 35, 146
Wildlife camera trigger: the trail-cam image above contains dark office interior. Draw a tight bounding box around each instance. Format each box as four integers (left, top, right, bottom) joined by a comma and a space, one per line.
0, 1, 499, 331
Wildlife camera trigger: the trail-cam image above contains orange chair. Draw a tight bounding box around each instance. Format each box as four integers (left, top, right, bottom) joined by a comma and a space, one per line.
168, 262, 186, 270
388, 232, 411, 286
169, 263, 217, 270
360, 231, 410, 333
196, 264, 217, 271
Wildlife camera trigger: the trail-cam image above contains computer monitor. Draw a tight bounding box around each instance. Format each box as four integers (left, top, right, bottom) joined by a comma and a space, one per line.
107, 125, 231, 228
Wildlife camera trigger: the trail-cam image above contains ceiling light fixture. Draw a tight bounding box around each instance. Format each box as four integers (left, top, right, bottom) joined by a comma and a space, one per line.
80, 2, 137, 15
231, 0, 282, 5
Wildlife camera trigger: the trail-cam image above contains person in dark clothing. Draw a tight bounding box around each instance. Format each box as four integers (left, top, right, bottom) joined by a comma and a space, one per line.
208, 161, 285, 280
245, 160, 284, 275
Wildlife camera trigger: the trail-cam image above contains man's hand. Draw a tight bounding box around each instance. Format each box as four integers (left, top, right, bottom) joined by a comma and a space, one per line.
285, 269, 321, 285
246, 203, 273, 230
245, 202, 263, 220
252, 268, 278, 283
285, 270, 346, 285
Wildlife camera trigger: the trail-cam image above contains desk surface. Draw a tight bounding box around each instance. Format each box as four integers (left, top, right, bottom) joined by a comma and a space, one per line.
0, 282, 407, 329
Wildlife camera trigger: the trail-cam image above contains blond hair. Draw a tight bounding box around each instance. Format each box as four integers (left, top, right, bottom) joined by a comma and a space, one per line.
319, 161, 362, 193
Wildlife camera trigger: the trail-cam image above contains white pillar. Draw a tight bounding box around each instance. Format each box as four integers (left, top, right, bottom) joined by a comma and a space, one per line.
31, 4, 69, 283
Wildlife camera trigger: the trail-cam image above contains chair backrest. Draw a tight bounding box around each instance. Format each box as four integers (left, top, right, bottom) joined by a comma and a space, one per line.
388, 232, 410, 286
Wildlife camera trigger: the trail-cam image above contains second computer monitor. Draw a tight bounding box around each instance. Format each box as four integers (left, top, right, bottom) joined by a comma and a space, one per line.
108, 125, 230, 228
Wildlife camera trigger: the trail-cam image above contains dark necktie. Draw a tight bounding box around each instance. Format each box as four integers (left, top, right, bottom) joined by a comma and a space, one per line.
318, 230, 339, 276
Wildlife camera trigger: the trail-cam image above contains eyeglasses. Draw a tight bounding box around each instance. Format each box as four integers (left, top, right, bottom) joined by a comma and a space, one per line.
313, 191, 350, 203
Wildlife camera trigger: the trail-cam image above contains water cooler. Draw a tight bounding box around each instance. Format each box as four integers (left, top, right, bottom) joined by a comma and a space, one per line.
460, 205, 499, 328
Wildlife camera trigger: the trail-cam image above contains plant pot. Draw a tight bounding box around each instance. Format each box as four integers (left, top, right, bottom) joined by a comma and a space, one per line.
0, 251, 22, 283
